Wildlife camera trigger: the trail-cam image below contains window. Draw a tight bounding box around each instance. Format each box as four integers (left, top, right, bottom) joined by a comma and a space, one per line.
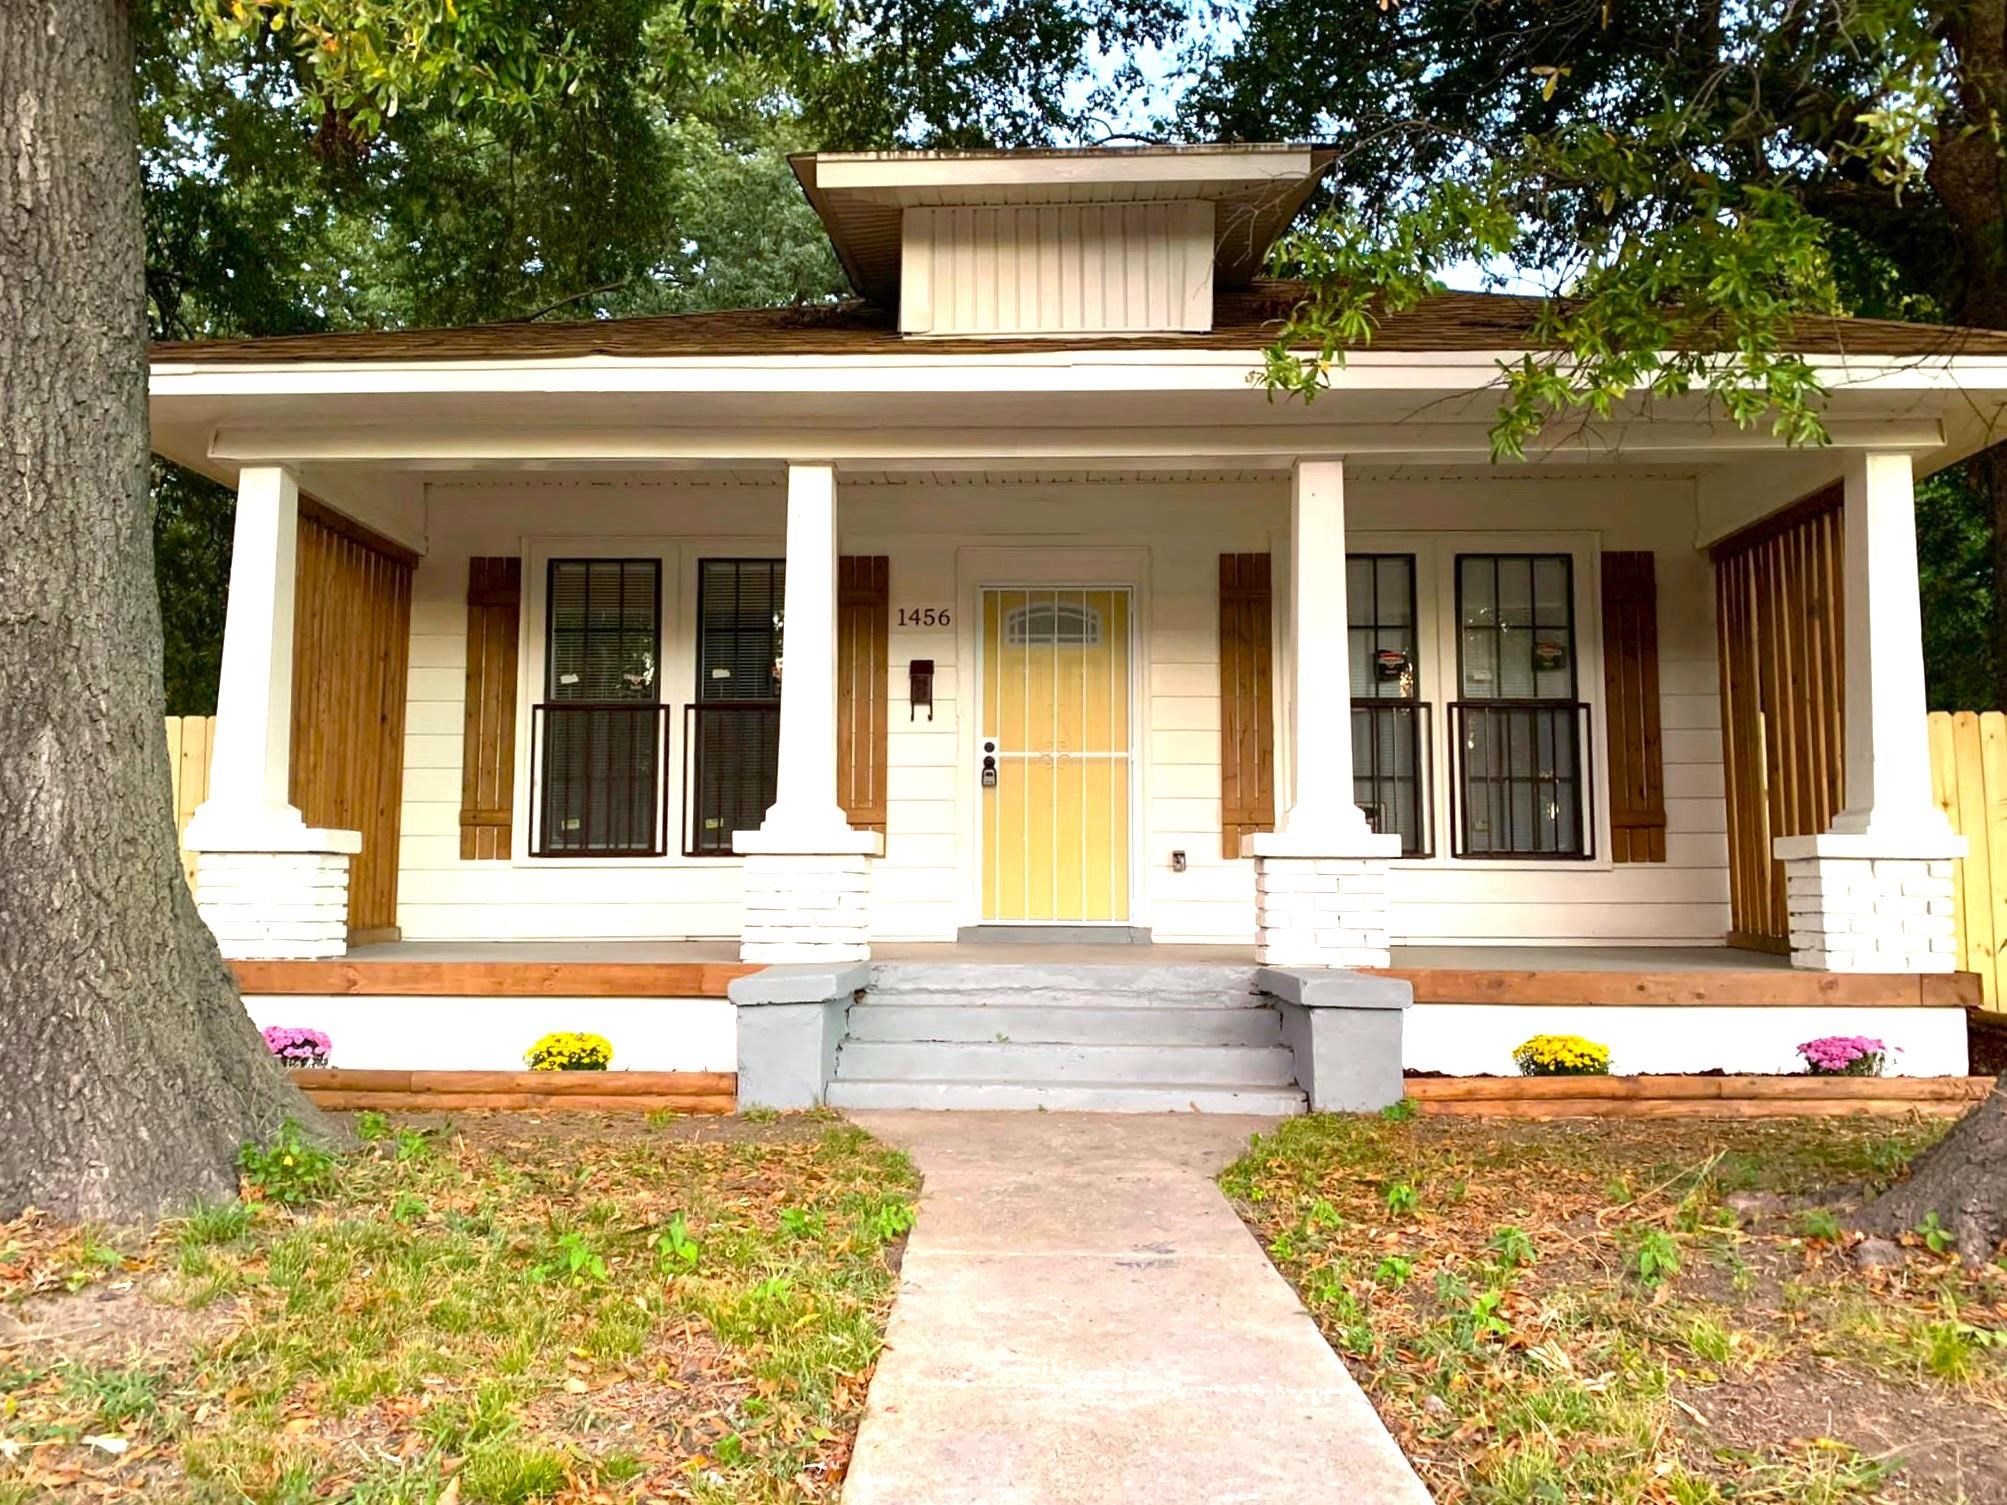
1348, 555, 1430, 856
1005, 600, 1103, 647
685, 559, 784, 855
534, 559, 665, 856
1450, 554, 1591, 858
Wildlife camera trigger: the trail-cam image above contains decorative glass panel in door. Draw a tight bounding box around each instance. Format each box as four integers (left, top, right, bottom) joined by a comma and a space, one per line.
981, 588, 1131, 921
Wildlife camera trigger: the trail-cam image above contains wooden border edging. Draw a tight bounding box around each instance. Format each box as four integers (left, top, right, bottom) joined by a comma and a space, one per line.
233, 960, 758, 998
1372, 968, 1981, 1008
293, 1068, 736, 1114
1404, 1074, 1996, 1119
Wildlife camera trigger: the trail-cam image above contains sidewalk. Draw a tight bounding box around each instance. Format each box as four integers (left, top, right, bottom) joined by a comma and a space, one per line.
842, 1112, 1433, 1505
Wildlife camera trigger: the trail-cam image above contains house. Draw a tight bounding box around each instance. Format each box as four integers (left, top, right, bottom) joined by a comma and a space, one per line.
149, 142, 2006, 1109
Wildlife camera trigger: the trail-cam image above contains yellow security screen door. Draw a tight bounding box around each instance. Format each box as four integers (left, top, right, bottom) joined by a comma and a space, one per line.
981, 588, 1132, 922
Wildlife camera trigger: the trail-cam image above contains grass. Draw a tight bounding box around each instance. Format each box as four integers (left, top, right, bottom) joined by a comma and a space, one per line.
0, 1111, 916, 1504
1223, 1112, 2007, 1504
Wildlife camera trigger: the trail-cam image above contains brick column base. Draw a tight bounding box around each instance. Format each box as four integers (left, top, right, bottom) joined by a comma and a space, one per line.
1782, 854, 1958, 973
739, 853, 874, 964
192, 837, 358, 960
1253, 854, 1392, 968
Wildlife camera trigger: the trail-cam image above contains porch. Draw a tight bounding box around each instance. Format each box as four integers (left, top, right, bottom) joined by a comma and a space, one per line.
231, 939, 1978, 1096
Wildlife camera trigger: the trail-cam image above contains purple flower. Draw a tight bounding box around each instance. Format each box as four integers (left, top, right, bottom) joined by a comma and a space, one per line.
262, 1025, 332, 1068
1797, 1035, 1890, 1077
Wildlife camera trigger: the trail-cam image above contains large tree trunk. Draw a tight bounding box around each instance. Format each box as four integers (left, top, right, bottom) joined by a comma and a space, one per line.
1857, 1075, 2007, 1263
0, 0, 326, 1223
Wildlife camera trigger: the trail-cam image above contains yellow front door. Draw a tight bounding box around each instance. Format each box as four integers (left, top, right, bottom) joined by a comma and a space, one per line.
980, 588, 1131, 922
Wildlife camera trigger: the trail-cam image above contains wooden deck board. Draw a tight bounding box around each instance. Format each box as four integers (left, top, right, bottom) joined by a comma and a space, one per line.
232, 959, 757, 998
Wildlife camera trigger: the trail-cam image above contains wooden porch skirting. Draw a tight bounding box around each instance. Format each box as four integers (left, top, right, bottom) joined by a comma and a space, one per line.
1405, 1074, 1996, 1119
293, 1068, 736, 1114
233, 959, 756, 998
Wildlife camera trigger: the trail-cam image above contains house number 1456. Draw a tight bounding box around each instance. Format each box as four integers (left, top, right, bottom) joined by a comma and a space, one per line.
897, 606, 952, 628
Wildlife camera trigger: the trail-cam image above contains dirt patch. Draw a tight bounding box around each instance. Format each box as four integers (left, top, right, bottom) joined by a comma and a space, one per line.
1688, 1362, 2007, 1503
0, 1282, 240, 1369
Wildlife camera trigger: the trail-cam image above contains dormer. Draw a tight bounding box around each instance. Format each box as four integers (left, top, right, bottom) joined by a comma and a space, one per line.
790, 143, 1336, 338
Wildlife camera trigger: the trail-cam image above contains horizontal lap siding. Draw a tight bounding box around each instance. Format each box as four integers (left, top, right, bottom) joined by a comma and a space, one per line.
391, 476, 1729, 947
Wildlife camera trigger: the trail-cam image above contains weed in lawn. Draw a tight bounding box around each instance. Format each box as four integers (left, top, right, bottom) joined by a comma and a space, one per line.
178, 1200, 253, 1247
1488, 1225, 1536, 1269
1792, 1207, 1843, 1242
1373, 1254, 1414, 1287
353, 1110, 390, 1141
654, 1213, 702, 1273
1623, 1224, 1681, 1287
1385, 1180, 1420, 1217
237, 1119, 337, 1206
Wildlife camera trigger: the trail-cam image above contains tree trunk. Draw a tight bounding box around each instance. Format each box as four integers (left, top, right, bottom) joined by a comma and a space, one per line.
0, 0, 327, 1223
1857, 1074, 2007, 1262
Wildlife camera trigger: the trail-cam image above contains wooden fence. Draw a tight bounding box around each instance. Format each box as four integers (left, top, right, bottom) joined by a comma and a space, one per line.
166, 715, 216, 887
1930, 711, 2007, 1008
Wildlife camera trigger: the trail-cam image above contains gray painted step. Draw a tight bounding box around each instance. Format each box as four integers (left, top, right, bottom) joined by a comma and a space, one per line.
868, 962, 1262, 1003
836, 1040, 1298, 1087
825, 1078, 1308, 1114
846, 1002, 1282, 1047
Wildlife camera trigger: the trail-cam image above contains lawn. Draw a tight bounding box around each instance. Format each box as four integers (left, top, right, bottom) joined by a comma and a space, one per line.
1224, 1110, 2007, 1504
0, 1110, 917, 1504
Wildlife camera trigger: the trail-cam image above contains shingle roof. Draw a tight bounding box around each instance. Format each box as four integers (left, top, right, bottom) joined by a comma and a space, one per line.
149, 285, 2007, 365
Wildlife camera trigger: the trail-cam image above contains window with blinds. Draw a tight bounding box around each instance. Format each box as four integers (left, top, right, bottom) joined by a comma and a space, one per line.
1348, 555, 1430, 856
687, 559, 784, 854
535, 559, 664, 855
1451, 553, 1591, 858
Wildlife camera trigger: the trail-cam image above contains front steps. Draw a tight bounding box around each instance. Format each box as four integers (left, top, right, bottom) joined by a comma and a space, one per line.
825, 962, 1307, 1114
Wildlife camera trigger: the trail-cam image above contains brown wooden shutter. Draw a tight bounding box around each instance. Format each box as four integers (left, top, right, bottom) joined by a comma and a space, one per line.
290, 501, 415, 937
460, 557, 521, 859
1219, 553, 1276, 858
1601, 550, 1668, 863
837, 556, 889, 834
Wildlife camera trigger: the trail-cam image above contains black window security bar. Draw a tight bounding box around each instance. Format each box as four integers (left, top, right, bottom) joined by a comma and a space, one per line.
684, 702, 781, 856
529, 702, 671, 857
1353, 702, 1433, 857
1447, 701, 1595, 860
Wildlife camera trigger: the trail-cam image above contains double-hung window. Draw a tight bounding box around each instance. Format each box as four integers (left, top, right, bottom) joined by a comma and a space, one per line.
1450, 553, 1590, 858
535, 558, 664, 856
685, 558, 784, 854
1348, 555, 1431, 856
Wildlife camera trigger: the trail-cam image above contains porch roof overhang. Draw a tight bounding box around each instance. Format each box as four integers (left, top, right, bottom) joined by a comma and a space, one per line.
148, 291, 2007, 558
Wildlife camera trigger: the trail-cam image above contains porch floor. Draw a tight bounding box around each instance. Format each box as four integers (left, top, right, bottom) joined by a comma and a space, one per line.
331, 939, 1791, 972
232, 939, 1975, 1007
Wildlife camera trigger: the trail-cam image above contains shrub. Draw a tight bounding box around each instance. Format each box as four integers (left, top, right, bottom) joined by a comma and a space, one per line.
525, 1031, 613, 1072
1798, 1035, 1888, 1076
261, 1025, 331, 1068
1512, 1034, 1611, 1077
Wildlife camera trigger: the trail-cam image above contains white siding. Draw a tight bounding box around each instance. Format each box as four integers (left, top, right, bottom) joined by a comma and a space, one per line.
388, 472, 1731, 948
900, 202, 1214, 336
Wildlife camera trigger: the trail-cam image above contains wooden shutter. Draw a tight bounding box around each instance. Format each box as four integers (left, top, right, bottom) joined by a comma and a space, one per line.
460, 557, 521, 859
837, 556, 889, 834
1219, 553, 1276, 858
1600, 550, 1667, 863
289, 501, 415, 937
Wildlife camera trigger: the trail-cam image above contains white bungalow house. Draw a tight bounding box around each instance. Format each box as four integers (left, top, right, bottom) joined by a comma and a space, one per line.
150, 143, 2007, 1108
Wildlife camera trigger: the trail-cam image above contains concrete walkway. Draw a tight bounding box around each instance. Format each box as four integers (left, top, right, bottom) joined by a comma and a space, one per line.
843, 1113, 1433, 1504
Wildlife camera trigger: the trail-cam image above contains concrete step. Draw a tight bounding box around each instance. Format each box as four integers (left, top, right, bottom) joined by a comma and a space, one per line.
835, 1040, 1299, 1087
846, 1002, 1282, 1047
825, 1078, 1308, 1114
867, 962, 1264, 1006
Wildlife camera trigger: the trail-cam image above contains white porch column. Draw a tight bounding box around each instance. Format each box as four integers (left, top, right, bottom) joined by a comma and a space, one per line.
1247, 458, 1400, 968
183, 465, 359, 960
734, 462, 882, 964
1774, 451, 1963, 974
